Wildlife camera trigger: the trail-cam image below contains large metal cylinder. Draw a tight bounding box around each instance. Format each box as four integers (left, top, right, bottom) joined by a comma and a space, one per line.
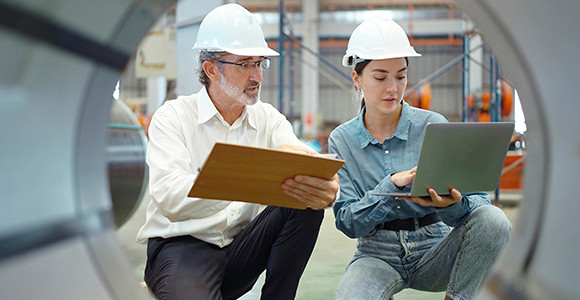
0, 1, 175, 299
108, 99, 148, 228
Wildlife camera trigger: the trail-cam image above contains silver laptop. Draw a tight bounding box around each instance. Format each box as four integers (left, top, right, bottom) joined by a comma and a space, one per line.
373, 122, 515, 197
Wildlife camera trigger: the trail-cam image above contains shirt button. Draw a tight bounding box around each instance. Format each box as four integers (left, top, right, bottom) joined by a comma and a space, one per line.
230, 211, 235, 216
396, 206, 401, 209
385, 150, 389, 155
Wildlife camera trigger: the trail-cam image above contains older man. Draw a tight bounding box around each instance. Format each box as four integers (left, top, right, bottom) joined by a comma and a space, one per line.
136, 4, 339, 300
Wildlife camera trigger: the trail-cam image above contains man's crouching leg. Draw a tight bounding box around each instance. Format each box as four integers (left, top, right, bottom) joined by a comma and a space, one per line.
223, 206, 324, 300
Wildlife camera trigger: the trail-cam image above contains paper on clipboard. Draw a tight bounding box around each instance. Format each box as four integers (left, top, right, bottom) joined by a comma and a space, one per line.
188, 142, 344, 209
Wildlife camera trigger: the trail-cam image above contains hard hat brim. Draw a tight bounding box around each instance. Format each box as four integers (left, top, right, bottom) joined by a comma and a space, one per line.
227, 47, 280, 57
192, 46, 280, 57
342, 52, 421, 67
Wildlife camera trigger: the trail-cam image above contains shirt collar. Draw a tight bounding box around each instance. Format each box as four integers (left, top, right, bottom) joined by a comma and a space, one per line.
356, 108, 374, 148
197, 86, 219, 125
357, 101, 412, 148
394, 101, 411, 141
196, 86, 256, 129
245, 104, 257, 129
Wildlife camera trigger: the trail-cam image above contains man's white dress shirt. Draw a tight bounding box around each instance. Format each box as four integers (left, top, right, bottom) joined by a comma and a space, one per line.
136, 87, 306, 248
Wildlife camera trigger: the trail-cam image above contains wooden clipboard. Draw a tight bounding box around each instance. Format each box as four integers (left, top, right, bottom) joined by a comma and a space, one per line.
188, 142, 344, 209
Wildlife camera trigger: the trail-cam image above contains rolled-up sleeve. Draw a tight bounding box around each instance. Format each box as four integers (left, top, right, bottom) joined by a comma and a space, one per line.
329, 132, 404, 238
436, 192, 491, 226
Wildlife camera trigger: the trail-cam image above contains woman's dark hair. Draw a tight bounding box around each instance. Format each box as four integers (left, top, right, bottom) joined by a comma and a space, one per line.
354, 57, 409, 111
354, 60, 372, 111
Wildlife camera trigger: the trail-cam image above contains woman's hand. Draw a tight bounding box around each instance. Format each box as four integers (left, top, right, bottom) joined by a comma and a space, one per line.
399, 188, 462, 208
390, 166, 417, 188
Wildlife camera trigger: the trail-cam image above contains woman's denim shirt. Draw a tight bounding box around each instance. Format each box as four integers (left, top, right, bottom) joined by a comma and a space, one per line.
328, 101, 491, 238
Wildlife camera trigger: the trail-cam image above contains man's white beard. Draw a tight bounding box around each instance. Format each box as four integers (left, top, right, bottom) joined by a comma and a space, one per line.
219, 73, 260, 106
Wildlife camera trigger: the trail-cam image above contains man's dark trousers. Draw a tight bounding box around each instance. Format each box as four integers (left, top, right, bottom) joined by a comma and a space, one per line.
144, 206, 324, 300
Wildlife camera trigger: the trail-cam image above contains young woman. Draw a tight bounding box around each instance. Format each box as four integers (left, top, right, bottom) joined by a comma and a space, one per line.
329, 18, 511, 300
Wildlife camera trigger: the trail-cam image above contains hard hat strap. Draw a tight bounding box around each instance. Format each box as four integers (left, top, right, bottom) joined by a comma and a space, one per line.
354, 56, 366, 65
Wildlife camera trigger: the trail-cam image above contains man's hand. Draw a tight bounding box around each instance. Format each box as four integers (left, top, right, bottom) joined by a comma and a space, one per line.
281, 174, 339, 210
277, 144, 319, 156
399, 188, 462, 208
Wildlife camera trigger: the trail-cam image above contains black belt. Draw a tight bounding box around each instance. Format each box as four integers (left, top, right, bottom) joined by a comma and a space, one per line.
377, 213, 440, 231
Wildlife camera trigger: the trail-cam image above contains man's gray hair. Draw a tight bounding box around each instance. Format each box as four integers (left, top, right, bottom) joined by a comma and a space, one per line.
197, 51, 226, 87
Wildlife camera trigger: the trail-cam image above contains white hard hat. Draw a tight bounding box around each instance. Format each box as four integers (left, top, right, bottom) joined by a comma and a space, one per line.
192, 3, 279, 57
342, 18, 420, 67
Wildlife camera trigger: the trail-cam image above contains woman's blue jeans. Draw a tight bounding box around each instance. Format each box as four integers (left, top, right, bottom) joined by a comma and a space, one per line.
335, 205, 511, 300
